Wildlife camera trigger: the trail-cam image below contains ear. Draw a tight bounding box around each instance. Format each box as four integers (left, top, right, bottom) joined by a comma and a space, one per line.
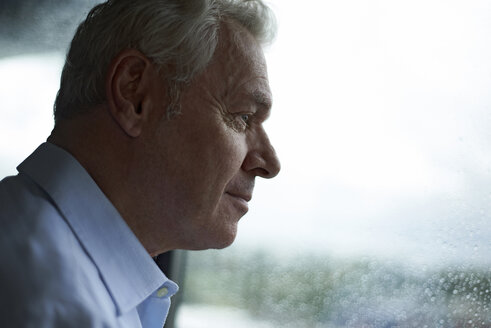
105, 49, 156, 138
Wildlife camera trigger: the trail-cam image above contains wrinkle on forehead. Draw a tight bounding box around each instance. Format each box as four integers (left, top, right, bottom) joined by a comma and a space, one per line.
213, 19, 268, 78
184, 18, 271, 117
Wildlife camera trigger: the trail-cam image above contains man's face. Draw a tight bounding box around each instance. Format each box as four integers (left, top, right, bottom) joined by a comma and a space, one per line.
142, 23, 280, 251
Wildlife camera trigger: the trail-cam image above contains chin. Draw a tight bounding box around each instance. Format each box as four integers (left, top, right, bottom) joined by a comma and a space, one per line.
190, 223, 238, 251
212, 232, 237, 250
183, 205, 243, 250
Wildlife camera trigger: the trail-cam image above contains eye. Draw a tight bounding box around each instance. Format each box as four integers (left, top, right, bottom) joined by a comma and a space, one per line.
227, 112, 253, 132
240, 114, 250, 123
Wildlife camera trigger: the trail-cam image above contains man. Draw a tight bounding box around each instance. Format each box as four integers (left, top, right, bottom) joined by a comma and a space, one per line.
0, 0, 280, 327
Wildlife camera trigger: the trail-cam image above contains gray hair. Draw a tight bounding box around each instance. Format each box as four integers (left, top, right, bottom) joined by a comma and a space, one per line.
53, 0, 276, 122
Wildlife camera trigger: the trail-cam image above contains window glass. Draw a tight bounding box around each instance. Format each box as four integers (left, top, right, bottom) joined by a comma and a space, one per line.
0, 53, 63, 175
0, 1, 99, 175
176, 1, 491, 327
0, 1, 490, 328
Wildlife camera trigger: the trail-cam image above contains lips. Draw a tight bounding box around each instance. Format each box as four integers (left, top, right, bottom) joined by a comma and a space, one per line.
224, 180, 254, 214
225, 191, 252, 202
224, 191, 251, 214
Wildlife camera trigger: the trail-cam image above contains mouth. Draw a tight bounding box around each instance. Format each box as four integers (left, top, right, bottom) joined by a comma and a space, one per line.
225, 192, 251, 213
226, 191, 252, 202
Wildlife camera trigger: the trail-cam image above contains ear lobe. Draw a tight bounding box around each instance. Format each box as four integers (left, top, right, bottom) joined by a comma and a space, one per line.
105, 49, 153, 138
115, 96, 144, 138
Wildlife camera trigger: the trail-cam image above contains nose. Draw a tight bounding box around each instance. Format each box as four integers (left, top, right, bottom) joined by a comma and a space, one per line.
242, 128, 281, 179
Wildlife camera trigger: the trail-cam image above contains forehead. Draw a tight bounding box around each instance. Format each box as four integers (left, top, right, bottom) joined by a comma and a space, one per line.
198, 20, 272, 107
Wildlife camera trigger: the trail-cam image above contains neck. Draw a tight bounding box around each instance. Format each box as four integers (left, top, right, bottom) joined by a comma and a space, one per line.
48, 109, 175, 256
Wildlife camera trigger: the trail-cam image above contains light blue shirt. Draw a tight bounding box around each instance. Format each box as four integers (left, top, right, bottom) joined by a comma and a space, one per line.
0, 143, 178, 328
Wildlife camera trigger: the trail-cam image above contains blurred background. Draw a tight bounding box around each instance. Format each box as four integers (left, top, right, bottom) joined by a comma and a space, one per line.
1, 0, 490, 327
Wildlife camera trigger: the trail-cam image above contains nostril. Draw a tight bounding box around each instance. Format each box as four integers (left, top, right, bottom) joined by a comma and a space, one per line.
256, 168, 271, 178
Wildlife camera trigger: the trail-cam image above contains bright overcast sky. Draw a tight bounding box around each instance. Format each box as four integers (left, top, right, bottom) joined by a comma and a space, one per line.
240, 0, 491, 265
1, 0, 491, 266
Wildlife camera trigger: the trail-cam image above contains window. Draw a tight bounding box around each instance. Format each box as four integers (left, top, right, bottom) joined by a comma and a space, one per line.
174, 1, 491, 327
1, 1, 490, 328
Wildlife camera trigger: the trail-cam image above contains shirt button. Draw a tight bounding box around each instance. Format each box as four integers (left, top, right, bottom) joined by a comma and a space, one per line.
156, 287, 169, 298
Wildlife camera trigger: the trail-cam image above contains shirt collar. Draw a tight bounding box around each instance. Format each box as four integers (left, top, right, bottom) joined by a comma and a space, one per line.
17, 142, 176, 315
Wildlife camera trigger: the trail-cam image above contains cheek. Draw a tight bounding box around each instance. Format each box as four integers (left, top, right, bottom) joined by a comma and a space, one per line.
213, 136, 248, 174
193, 135, 248, 212
189, 118, 246, 168
175, 133, 241, 188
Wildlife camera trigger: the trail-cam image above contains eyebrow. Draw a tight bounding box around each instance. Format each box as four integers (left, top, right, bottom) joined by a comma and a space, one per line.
252, 90, 272, 112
